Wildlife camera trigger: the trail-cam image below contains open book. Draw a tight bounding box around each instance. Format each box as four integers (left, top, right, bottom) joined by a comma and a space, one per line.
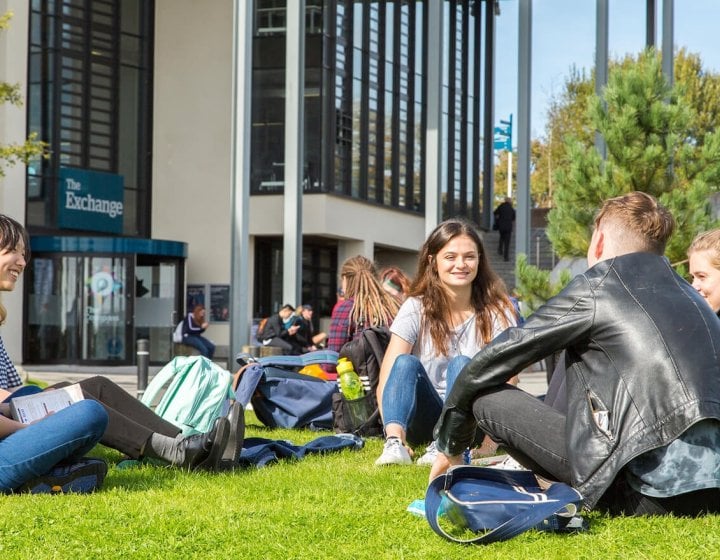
10, 384, 85, 424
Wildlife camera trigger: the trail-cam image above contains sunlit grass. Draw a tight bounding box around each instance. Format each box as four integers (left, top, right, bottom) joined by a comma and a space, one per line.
1, 412, 719, 559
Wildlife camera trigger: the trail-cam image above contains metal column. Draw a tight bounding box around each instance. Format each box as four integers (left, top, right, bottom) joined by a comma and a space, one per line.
646, 0, 656, 48
662, 0, 674, 86
229, 0, 253, 363
595, 0, 608, 160
283, 0, 305, 306
481, 0, 496, 231
425, 0, 444, 236
515, 0, 532, 259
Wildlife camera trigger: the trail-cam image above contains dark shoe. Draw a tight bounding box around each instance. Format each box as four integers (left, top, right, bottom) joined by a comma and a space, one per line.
192, 417, 231, 472
221, 402, 246, 463
180, 417, 229, 471
17, 458, 107, 494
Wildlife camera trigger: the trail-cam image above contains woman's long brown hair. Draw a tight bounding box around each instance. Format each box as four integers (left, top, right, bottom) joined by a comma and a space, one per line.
409, 218, 515, 355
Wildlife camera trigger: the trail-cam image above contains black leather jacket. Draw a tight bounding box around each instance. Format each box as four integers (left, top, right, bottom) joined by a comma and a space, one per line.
435, 252, 720, 508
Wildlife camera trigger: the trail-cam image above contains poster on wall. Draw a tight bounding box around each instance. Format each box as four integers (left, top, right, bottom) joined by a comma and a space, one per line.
209, 284, 230, 323
186, 284, 206, 314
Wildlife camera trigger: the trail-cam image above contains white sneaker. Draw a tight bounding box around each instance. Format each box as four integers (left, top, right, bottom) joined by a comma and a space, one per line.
374, 437, 412, 466
416, 441, 438, 466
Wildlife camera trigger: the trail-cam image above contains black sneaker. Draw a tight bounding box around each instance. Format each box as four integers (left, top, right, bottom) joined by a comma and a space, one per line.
18, 458, 108, 494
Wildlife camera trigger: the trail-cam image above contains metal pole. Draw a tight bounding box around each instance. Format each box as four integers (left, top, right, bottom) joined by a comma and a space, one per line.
283, 0, 305, 305
661, 0, 674, 87
136, 338, 149, 398
516, 0, 532, 259
229, 0, 253, 364
507, 151, 512, 198
481, 0, 496, 231
595, 0, 609, 160
425, 0, 444, 235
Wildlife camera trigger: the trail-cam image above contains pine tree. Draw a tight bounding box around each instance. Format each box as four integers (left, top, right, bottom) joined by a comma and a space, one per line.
546, 49, 720, 264
516, 49, 720, 307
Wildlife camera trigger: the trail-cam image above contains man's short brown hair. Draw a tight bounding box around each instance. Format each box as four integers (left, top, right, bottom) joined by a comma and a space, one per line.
594, 191, 675, 255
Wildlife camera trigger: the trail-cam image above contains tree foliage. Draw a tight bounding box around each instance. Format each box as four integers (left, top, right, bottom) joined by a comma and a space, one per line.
516, 49, 720, 308
0, 11, 47, 178
515, 254, 572, 316
545, 49, 720, 265
531, 66, 595, 208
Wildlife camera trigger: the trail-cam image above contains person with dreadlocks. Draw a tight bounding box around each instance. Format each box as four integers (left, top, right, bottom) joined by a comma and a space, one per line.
374, 218, 518, 466
326, 256, 400, 353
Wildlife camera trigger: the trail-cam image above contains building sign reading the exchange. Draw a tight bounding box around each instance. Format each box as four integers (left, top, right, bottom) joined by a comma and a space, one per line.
58, 167, 124, 234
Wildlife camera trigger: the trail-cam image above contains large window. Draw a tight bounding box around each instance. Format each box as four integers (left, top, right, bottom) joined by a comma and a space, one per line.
26, 0, 154, 236
253, 237, 337, 321
249, 1, 486, 219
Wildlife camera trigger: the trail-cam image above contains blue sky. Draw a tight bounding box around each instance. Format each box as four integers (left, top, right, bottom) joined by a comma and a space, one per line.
493, 0, 720, 140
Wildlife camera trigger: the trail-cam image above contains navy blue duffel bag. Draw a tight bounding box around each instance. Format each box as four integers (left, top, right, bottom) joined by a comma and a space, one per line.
234, 350, 338, 430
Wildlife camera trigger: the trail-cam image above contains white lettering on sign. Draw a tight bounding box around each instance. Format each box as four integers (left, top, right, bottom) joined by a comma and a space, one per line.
65, 191, 124, 218
65, 178, 82, 191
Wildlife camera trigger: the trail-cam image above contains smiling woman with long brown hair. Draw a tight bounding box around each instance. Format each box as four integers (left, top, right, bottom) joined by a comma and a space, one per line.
374, 218, 518, 466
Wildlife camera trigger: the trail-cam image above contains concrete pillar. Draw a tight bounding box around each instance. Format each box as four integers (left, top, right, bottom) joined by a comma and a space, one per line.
424, 0, 443, 236
283, 0, 305, 306
229, 0, 253, 357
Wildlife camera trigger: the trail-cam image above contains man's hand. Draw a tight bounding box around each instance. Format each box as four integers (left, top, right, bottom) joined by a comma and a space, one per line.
429, 451, 464, 481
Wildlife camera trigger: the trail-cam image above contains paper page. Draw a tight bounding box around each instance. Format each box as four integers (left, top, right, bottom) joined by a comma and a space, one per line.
10, 384, 85, 424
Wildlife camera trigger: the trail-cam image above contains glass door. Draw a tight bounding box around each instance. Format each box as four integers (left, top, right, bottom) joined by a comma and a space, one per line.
135, 258, 180, 364
81, 256, 132, 362
27, 254, 132, 364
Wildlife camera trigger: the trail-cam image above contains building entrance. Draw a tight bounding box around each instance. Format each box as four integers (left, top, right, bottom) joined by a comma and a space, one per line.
25, 236, 187, 366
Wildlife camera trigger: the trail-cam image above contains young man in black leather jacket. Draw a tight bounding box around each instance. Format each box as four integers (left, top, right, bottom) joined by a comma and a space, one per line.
432, 191, 720, 515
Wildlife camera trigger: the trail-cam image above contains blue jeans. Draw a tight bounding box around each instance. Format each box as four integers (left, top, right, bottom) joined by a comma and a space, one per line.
0, 399, 108, 491
183, 335, 215, 359
382, 354, 470, 446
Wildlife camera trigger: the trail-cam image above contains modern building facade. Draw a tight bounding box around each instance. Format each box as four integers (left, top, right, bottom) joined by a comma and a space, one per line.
2, 0, 499, 366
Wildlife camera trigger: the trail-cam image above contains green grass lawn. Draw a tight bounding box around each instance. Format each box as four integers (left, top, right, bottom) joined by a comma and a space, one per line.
2, 412, 719, 559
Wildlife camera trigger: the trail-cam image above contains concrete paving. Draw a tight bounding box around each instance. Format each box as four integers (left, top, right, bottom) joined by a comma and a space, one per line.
19, 362, 548, 399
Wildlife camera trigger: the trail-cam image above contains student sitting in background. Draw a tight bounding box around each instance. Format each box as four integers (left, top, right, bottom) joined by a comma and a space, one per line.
260, 304, 303, 355
182, 304, 215, 359
293, 304, 327, 352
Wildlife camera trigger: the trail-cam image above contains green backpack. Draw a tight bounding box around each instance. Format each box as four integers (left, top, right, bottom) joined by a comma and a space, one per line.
141, 356, 235, 436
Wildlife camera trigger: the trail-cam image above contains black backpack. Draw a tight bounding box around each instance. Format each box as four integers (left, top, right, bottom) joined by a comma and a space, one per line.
332, 326, 391, 437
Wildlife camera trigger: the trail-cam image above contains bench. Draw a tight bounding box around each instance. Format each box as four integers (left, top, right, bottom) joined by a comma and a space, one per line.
173, 343, 230, 368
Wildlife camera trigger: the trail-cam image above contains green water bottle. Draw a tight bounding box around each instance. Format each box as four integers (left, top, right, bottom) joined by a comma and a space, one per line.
337, 357, 364, 400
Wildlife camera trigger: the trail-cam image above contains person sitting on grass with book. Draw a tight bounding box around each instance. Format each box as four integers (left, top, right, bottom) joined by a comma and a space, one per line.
0, 214, 242, 474
0, 213, 109, 494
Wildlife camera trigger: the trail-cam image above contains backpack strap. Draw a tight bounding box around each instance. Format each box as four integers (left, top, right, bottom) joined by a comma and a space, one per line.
234, 363, 265, 408
425, 466, 583, 544
140, 356, 188, 408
